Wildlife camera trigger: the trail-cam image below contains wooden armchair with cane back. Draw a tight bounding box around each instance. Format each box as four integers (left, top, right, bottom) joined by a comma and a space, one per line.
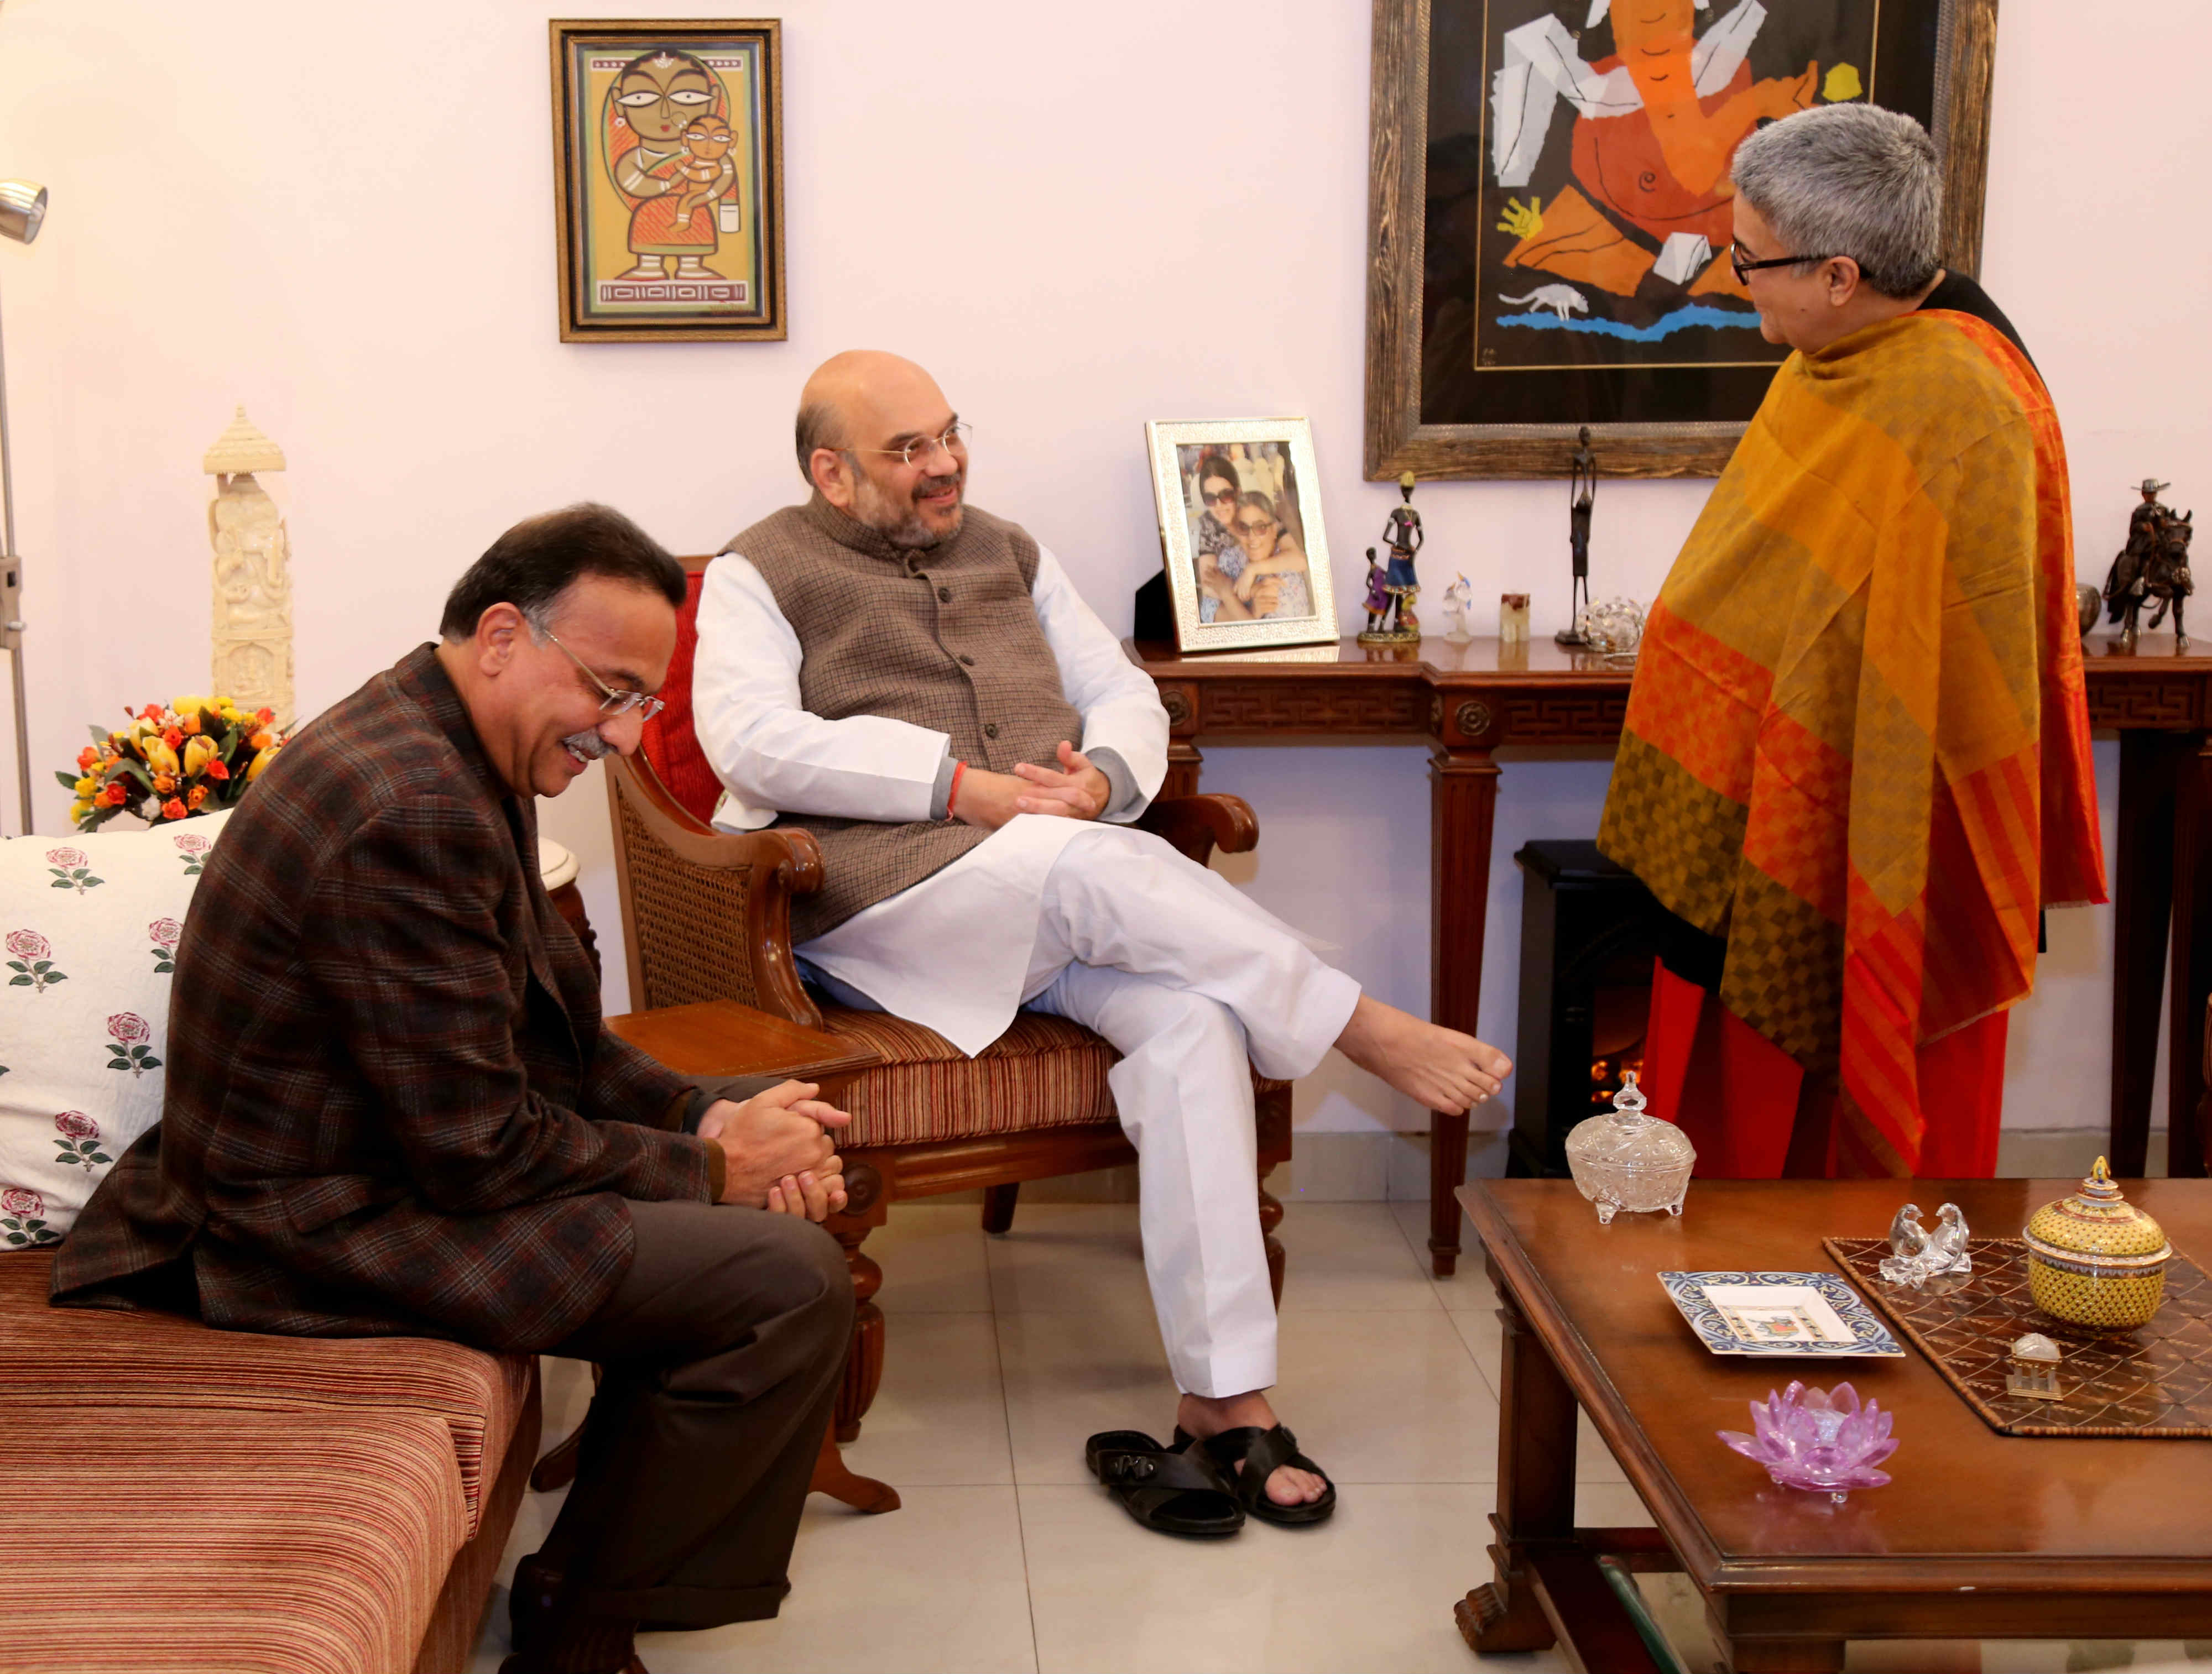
606, 554, 1294, 1443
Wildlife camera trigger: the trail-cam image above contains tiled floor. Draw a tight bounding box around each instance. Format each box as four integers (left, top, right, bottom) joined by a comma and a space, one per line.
471, 1199, 2212, 1674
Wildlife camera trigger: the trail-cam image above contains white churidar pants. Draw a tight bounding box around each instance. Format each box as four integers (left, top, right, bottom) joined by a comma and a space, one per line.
805, 823, 1361, 1396
1019, 826, 1361, 1397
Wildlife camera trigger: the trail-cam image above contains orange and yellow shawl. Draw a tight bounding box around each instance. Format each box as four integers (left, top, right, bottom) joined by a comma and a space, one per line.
1597, 310, 2106, 1176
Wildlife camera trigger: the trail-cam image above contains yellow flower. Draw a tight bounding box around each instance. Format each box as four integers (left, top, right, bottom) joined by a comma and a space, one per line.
182, 735, 218, 778
69, 798, 92, 826
170, 694, 208, 720
72, 775, 95, 796
144, 739, 180, 777
246, 744, 278, 782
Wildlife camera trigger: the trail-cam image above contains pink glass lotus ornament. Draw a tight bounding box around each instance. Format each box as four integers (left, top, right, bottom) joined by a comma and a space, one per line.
1717, 1380, 1897, 1504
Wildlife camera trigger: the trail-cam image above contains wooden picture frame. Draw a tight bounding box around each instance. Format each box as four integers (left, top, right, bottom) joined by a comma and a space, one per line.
1145, 419, 1341, 655
1363, 0, 1999, 480
549, 19, 786, 343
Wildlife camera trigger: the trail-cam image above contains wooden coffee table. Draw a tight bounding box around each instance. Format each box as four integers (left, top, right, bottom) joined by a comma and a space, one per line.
1456, 1177, 2212, 1672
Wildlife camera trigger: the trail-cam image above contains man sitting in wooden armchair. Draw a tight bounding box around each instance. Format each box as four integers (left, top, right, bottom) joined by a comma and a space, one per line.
691, 350, 1514, 1533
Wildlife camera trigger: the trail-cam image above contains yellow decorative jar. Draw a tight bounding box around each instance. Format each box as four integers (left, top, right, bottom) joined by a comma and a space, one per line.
2022, 1158, 2171, 1331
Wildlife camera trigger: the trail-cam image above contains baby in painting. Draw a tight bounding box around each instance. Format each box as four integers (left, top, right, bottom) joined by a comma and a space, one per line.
671, 114, 738, 224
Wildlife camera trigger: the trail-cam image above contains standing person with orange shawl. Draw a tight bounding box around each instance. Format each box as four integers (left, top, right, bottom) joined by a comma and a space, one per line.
1597, 104, 2106, 1181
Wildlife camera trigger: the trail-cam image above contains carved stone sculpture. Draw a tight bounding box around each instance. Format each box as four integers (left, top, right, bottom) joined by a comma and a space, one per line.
204, 407, 295, 724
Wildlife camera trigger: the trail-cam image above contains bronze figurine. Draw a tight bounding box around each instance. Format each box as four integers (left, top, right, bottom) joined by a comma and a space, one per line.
1557, 426, 1597, 647
2104, 477, 2194, 651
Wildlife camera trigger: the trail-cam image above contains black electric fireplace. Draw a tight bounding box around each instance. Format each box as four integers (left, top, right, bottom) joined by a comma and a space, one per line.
1506, 840, 1702, 1178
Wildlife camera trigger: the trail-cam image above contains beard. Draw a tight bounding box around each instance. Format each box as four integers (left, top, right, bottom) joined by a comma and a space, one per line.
852, 463, 965, 550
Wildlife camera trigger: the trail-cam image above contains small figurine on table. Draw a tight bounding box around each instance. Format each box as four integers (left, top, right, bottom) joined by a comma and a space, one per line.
2103, 477, 2195, 650
1557, 426, 1597, 647
1877, 1201, 1973, 1289
1440, 573, 1474, 642
1360, 549, 1391, 637
1359, 470, 1423, 646
2005, 1334, 2064, 1401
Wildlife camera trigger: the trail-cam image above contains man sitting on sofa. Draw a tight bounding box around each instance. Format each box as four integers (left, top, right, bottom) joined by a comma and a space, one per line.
691, 349, 1514, 1532
54, 504, 853, 1674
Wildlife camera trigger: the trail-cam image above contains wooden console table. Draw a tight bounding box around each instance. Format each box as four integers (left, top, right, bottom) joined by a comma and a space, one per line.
1131, 634, 2212, 1277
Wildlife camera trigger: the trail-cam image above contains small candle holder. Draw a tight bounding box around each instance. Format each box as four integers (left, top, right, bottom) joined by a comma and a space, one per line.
1718, 1380, 1897, 1504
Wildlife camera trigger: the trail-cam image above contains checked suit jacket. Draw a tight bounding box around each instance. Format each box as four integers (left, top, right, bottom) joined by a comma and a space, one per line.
52, 644, 718, 1352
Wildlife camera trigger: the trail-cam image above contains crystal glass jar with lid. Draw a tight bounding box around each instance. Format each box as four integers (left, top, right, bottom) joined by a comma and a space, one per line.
1563, 1071, 1695, 1224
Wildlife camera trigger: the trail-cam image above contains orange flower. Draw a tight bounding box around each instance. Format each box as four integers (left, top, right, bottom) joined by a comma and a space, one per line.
152, 773, 176, 795
254, 708, 275, 726
186, 785, 207, 809
247, 730, 273, 751
161, 798, 187, 821
180, 712, 202, 735
161, 726, 184, 750
75, 746, 97, 772
138, 703, 163, 721
98, 783, 127, 808
204, 760, 230, 782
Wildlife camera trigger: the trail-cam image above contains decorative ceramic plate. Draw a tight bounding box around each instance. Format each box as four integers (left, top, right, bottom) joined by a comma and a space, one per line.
1659, 1271, 1906, 1358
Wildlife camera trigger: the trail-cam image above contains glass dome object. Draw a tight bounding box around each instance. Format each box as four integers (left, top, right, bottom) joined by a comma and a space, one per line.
1563, 1070, 1695, 1224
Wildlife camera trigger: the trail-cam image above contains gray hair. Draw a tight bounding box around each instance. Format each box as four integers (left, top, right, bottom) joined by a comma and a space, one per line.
794, 400, 846, 488
1730, 104, 1942, 299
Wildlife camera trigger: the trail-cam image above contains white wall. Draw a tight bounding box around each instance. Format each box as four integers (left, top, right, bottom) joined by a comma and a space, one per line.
0, 0, 2199, 1139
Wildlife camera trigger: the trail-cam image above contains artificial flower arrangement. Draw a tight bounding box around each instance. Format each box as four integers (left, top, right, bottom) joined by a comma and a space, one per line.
56, 694, 287, 832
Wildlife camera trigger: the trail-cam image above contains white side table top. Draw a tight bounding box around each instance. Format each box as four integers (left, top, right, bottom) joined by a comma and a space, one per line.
538, 837, 579, 892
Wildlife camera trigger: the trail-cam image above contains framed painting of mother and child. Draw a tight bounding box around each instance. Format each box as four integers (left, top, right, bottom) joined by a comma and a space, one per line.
1147, 419, 1342, 655
550, 19, 786, 342
1364, 0, 1999, 478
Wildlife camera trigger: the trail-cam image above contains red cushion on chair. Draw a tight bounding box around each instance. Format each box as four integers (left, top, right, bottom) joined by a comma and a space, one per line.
639, 564, 725, 825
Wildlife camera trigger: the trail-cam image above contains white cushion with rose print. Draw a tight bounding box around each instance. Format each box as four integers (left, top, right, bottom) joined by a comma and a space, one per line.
0, 811, 232, 1249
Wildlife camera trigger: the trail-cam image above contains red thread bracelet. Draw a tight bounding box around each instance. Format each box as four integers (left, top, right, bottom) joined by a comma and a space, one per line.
947, 760, 967, 819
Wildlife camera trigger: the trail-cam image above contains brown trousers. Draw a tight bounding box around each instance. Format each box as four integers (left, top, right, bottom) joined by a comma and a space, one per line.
525, 1196, 854, 1632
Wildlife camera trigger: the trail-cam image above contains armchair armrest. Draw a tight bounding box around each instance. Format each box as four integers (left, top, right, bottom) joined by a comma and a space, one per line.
1134, 793, 1259, 865
606, 751, 827, 1027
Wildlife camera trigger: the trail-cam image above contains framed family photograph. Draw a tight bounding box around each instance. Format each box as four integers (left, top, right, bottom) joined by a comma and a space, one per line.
1363, 0, 1999, 478
1146, 419, 1340, 655
549, 19, 785, 342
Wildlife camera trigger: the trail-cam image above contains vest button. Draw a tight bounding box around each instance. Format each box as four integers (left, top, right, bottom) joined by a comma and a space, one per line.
984, 723, 1000, 739
937, 587, 952, 603
959, 655, 975, 667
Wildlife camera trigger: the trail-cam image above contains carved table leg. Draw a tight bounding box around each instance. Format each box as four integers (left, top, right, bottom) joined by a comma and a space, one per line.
1457, 1264, 1577, 1655
2169, 734, 2212, 1177
1430, 743, 1501, 1277
1706, 1614, 1846, 1673
2110, 730, 2182, 1175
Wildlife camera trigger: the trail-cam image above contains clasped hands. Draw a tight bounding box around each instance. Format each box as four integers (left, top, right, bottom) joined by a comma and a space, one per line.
699, 1080, 853, 1221
951, 740, 1112, 828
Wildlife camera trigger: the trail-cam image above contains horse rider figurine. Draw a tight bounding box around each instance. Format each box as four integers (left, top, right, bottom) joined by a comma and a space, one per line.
2105, 477, 2195, 651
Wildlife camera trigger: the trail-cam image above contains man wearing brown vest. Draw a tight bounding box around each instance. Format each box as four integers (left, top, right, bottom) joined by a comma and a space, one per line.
693, 351, 1511, 1530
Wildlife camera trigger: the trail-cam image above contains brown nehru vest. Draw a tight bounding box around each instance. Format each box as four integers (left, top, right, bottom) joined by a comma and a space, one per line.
721, 494, 1083, 944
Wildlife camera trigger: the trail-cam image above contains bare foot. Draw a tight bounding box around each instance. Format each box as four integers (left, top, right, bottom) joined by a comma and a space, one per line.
1177, 1390, 1327, 1508
1335, 995, 1511, 1115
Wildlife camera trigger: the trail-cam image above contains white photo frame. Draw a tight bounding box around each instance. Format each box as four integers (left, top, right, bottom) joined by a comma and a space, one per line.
1145, 418, 1339, 654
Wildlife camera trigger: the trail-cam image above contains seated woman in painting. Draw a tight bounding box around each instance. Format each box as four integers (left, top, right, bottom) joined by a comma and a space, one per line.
604, 48, 740, 283
1491, 0, 1819, 300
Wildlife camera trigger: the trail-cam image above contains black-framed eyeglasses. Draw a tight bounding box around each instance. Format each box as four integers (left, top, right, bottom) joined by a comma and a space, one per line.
1203, 486, 1239, 505
855, 421, 972, 469
1729, 242, 1839, 285
542, 627, 666, 722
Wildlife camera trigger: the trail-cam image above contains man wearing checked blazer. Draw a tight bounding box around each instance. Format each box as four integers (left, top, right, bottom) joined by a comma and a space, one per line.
55, 504, 850, 1674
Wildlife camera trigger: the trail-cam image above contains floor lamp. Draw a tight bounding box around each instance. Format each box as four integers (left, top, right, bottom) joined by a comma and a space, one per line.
0, 178, 45, 835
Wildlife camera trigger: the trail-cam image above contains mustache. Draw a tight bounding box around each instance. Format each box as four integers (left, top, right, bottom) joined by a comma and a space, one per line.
561, 729, 613, 761
913, 471, 962, 503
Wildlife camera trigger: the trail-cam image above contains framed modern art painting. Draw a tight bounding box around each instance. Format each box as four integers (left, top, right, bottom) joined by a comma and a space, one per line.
550, 19, 785, 342
1363, 0, 1999, 478
1146, 419, 1340, 655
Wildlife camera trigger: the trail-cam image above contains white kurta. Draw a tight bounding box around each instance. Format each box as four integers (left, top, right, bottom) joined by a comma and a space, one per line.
692, 533, 1363, 1394
692, 543, 1171, 1056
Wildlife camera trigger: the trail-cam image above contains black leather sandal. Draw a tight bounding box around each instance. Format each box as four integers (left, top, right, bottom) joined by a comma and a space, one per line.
1084, 1429, 1245, 1537
1175, 1424, 1338, 1526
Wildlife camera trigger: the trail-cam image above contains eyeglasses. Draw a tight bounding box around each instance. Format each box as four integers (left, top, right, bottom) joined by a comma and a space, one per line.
1729, 242, 1839, 285
1203, 487, 1239, 505
542, 627, 666, 722
1233, 518, 1276, 537
855, 421, 972, 469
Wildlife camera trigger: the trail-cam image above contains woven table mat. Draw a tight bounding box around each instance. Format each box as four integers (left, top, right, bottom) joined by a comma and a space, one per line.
1823, 1237, 2212, 1437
